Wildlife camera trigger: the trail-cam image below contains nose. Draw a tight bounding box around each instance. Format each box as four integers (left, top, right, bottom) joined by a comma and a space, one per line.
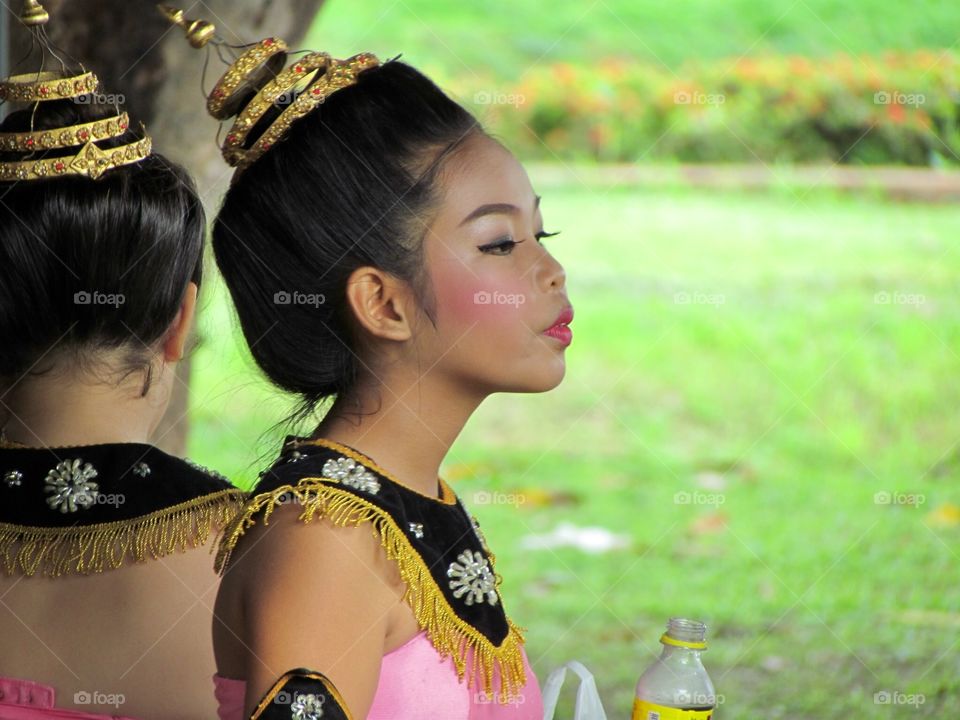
538, 247, 566, 292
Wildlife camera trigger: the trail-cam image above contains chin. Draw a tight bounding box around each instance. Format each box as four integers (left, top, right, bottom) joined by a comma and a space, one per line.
501, 360, 567, 394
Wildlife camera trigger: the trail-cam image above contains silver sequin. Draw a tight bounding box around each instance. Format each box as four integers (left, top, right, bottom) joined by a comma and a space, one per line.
447, 549, 499, 606
3, 470, 22, 487
131, 462, 151, 478
290, 692, 325, 719
321, 456, 380, 494
44, 459, 99, 513
286, 450, 305, 463
408, 521, 424, 539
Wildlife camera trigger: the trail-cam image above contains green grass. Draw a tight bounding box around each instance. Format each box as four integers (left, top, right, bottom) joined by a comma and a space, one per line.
305, 0, 960, 82
188, 178, 960, 718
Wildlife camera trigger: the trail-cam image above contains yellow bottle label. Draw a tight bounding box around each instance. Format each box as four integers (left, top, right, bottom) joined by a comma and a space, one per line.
632, 698, 715, 720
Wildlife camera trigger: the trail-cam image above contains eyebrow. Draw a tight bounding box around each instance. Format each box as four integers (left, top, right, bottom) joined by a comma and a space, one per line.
458, 194, 542, 227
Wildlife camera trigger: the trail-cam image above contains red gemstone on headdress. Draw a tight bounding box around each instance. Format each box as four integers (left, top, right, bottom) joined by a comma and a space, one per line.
54, 161, 65, 172
39, 86, 49, 95
78, 129, 90, 141
294, 65, 304, 73
25, 138, 35, 148
264, 38, 274, 46
119, 119, 128, 129
312, 87, 322, 95
226, 133, 238, 144
261, 141, 271, 150
214, 88, 225, 98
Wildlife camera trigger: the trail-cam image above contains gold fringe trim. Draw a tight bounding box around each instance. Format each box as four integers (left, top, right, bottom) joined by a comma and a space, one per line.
216, 480, 529, 700
0, 489, 245, 577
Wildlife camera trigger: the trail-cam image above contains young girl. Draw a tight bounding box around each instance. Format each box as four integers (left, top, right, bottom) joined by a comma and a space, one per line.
0, 4, 242, 718
166, 10, 573, 719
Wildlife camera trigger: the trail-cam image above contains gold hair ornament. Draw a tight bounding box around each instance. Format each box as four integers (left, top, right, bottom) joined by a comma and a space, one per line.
0, 1, 153, 183
159, 5, 381, 173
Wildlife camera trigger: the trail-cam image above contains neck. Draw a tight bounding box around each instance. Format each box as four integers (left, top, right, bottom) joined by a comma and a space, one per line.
311, 371, 485, 499
1, 370, 167, 448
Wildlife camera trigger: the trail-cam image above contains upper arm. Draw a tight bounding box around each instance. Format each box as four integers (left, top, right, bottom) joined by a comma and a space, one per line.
231, 505, 400, 718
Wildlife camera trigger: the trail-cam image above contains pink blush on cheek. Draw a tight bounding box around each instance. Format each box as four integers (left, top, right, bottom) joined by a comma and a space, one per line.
436, 268, 529, 326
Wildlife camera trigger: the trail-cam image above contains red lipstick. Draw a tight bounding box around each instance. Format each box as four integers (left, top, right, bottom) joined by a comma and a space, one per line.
543, 306, 573, 347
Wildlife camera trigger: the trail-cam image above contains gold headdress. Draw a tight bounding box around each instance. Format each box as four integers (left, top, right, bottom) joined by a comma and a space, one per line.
159, 5, 380, 174
0, 0, 152, 182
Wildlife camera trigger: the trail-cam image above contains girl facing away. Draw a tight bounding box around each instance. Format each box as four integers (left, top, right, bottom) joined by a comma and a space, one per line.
164, 9, 573, 719
0, 6, 243, 717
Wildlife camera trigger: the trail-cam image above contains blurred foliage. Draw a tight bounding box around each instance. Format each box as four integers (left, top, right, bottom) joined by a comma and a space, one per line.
462, 52, 959, 166
309, 1, 960, 166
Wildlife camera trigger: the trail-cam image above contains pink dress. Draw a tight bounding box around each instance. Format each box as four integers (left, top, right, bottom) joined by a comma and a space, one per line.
0, 677, 136, 720
213, 630, 543, 719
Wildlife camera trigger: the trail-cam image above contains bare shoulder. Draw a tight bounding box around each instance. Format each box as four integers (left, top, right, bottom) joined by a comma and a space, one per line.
226, 503, 402, 592
218, 504, 403, 718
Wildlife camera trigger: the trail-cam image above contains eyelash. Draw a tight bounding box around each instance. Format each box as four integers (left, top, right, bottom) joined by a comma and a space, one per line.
479, 230, 562, 255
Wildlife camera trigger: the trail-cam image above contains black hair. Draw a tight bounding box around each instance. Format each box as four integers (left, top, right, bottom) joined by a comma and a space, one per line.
212, 58, 484, 426
0, 97, 206, 394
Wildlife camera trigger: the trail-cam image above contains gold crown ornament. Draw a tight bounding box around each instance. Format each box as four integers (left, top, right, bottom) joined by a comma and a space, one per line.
0, 0, 152, 182
158, 4, 380, 174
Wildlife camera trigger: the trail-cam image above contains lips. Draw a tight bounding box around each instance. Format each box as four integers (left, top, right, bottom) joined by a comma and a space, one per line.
546, 306, 574, 332
542, 305, 574, 347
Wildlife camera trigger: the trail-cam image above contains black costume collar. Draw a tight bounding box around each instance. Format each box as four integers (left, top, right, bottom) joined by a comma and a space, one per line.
0, 441, 243, 576
217, 435, 528, 700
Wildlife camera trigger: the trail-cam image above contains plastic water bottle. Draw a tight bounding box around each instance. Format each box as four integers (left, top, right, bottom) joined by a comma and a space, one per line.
632, 617, 718, 719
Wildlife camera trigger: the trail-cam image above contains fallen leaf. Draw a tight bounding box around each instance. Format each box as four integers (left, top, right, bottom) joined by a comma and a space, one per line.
689, 512, 729, 535
508, 487, 581, 508
925, 502, 960, 527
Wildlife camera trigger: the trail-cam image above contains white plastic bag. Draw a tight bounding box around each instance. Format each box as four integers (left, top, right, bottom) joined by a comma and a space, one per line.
541, 660, 609, 720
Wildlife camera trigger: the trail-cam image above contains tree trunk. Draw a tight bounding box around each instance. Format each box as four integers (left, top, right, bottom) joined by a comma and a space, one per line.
4, 0, 325, 455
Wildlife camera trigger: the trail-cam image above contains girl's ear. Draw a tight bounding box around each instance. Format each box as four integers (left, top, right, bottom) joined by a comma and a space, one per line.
162, 282, 199, 362
344, 266, 415, 343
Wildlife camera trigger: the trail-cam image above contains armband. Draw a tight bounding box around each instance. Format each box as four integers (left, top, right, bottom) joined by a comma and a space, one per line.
250, 668, 353, 720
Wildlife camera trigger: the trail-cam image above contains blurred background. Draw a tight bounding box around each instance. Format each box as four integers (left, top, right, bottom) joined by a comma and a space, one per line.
6, 1, 958, 717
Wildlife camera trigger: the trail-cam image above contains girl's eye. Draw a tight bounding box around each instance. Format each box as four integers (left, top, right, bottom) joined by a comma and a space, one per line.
479, 230, 561, 256
479, 238, 525, 255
